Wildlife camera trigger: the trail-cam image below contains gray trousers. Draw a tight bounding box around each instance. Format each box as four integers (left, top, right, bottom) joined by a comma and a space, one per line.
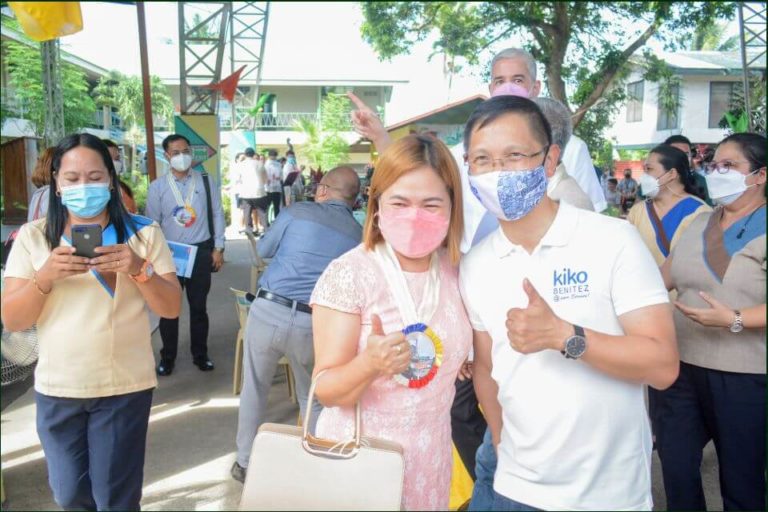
235, 297, 322, 468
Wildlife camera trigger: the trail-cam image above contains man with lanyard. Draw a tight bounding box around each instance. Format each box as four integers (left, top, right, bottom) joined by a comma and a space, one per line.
147, 134, 226, 375
232, 166, 362, 483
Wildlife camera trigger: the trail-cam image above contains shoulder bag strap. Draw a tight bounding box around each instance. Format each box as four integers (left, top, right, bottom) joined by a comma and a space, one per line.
202, 172, 215, 244
646, 200, 671, 254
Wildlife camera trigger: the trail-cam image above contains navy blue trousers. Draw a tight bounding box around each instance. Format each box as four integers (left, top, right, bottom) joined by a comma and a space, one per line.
656, 362, 766, 511
35, 389, 153, 511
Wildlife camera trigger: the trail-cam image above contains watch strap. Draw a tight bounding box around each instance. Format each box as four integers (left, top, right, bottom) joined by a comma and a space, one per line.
561, 324, 586, 359
129, 259, 152, 283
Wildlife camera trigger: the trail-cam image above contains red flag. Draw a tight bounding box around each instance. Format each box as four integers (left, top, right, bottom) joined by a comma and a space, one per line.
204, 66, 246, 103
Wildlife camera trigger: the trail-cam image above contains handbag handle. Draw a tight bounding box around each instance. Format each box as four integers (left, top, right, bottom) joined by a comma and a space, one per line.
301, 369, 363, 459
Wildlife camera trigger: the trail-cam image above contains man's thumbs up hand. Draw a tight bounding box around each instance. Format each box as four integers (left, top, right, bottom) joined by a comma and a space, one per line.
506, 279, 572, 355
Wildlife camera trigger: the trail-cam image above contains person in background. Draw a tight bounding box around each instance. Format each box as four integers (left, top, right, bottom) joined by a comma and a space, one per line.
659, 132, 766, 511
1, 133, 181, 511
230, 152, 245, 229
605, 177, 621, 209
28, 147, 55, 222
618, 168, 639, 215
533, 97, 594, 211
629, 145, 710, 267
102, 139, 125, 175
462, 95, 677, 511
283, 165, 305, 206
627, 144, 710, 451
665, 134, 712, 206
238, 148, 270, 235
265, 149, 283, 222
119, 180, 138, 214
146, 134, 226, 376
232, 166, 362, 484
309, 135, 471, 510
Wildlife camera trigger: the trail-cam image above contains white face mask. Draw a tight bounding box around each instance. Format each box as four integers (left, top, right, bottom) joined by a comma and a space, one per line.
638, 173, 660, 199
170, 153, 193, 172
705, 168, 758, 206
113, 160, 123, 173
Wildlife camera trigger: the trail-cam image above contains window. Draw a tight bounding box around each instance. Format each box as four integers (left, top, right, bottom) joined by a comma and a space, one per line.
657, 83, 680, 130
626, 80, 644, 122
709, 81, 737, 128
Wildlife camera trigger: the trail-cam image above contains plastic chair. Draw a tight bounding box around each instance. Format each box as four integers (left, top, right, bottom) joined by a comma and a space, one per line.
242, 231, 271, 294
230, 288, 296, 402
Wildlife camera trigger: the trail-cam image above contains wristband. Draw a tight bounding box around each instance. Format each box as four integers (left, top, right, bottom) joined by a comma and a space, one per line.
32, 271, 51, 295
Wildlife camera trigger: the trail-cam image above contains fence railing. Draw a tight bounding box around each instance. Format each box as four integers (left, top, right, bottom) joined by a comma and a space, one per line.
219, 110, 364, 131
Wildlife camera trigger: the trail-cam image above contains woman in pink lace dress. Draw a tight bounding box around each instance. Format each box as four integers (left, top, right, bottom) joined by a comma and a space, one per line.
310, 134, 472, 510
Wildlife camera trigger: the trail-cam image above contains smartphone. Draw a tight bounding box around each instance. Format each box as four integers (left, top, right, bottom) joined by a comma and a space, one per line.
71, 224, 102, 258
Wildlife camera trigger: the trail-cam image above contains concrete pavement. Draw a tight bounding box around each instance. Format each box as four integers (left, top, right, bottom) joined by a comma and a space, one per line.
1, 238, 723, 510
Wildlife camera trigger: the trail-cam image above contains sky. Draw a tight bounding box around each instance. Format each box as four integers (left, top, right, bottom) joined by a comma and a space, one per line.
47, 2, 739, 125
53, 2, 493, 124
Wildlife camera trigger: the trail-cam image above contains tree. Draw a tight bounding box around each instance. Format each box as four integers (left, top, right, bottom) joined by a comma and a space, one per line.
687, 21, 739, 51
360, 2, 736, 131
93, 71, 174, 173
296, 93, 351, 170
4, 40, 96, 138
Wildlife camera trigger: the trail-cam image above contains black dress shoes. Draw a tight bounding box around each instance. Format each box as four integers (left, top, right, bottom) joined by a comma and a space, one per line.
157, 359, 174, 376
194, 357, 215, 371
231, 461, 246, 483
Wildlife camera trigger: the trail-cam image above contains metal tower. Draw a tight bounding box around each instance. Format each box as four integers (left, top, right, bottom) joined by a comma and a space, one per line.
229, 2, 270, 130
738, 2, 767, 131
178, 2, 232, 114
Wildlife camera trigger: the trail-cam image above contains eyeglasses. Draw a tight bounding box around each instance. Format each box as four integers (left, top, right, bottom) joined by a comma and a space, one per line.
468, 146, 549, 173
703, 160, 751, 174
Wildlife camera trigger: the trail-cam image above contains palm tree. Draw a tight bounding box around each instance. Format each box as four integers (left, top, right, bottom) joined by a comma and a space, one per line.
93, 72, 175, 172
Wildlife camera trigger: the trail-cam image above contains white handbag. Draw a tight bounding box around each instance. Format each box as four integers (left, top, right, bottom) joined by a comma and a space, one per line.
239, 370, 405, 511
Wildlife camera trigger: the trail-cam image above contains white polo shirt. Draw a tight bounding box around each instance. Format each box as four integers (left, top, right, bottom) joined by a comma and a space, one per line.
459, 203, 668, 511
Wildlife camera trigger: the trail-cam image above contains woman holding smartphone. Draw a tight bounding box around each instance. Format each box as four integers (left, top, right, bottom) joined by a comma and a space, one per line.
1, 133, 181, 510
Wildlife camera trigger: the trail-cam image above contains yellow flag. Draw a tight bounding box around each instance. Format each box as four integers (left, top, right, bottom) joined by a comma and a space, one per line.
8, 2, 83, 42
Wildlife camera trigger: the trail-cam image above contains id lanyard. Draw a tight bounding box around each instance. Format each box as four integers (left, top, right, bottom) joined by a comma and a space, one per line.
373, 242, 444, 388
167, 172, 197, 227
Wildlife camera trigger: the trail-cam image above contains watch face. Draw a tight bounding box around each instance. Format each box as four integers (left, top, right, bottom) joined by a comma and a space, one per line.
729, 323, 743, 333
566, 335, 587, 358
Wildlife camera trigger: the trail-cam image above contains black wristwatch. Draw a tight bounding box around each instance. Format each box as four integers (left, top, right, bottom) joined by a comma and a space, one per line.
561, 324, 587, 360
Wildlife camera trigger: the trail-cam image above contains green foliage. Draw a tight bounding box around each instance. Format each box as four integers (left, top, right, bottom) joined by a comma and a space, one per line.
93, 71, 174, 173
296, 93, 351, 170
128, 173, 149, 213
360, 1, 735, 139
617, 149, 647, 161
641, 52, 682, 123
718, 75, 767, 135
93, 72, 174, 131
686, 20, 739, 51
4, 40, 96, 137
591, 139, 615, 174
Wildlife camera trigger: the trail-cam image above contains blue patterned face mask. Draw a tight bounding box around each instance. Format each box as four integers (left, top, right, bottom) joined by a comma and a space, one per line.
468, 165, 548, 221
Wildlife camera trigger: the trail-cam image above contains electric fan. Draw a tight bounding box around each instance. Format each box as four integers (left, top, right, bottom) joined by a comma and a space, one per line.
0, 324, 38, 387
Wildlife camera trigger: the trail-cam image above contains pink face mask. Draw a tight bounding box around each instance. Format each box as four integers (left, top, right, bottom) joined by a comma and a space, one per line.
378, 207, 450, 259
491, 82, 531, 98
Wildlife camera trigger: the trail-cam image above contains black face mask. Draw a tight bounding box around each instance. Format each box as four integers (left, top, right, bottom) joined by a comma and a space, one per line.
625, 174, 631, 179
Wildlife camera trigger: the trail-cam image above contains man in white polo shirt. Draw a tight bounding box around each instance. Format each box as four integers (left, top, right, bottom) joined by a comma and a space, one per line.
459, 96, 679, 510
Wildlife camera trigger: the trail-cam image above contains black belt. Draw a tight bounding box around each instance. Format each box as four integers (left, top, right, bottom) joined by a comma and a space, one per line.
256, 289, 312, 314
